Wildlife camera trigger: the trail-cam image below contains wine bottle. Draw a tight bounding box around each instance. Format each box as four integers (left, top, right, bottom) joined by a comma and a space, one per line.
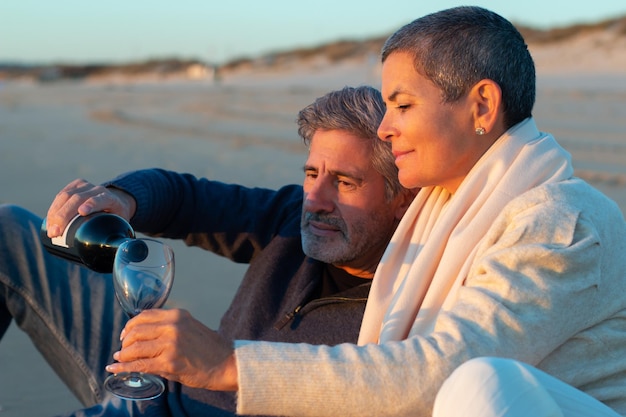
40, 212, 136, 273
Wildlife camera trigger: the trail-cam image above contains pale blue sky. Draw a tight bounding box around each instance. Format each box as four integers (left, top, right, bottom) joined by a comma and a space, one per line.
2, 0, 625, 64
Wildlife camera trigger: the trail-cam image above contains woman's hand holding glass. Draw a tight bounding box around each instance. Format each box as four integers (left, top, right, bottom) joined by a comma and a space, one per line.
104, 238, 175, 400
106, 308, 239, 393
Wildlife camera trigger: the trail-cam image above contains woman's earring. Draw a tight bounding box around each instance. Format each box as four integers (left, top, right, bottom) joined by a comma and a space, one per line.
475, 127, 486, 136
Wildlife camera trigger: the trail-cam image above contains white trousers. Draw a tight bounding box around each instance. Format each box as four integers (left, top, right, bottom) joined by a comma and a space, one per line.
433, 357, 621, 417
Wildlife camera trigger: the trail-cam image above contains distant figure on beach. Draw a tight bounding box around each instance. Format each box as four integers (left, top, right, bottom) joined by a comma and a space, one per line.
102, 6, 626, 417
0, 86, 412, 416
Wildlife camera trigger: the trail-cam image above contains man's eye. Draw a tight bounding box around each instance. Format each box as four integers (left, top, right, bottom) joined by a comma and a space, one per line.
337, 180, 356, 189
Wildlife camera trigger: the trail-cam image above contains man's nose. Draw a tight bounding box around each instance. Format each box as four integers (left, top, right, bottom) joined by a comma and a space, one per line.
303, 181, 335, 213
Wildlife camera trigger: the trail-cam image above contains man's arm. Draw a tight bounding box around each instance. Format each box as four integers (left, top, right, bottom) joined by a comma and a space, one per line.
47, 169, 304, 262
106, 168, 304, 262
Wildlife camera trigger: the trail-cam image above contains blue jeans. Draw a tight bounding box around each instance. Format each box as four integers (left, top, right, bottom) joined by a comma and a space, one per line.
0, 204, 164, 416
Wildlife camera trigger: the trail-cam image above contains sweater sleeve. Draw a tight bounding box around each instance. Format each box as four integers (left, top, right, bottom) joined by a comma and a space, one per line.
104, 168, 303, 263
233, 182, 626, 417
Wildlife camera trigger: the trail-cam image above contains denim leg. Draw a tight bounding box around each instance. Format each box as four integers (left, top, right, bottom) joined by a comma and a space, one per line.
53, 392, 171, 417
0, 204, 127, 406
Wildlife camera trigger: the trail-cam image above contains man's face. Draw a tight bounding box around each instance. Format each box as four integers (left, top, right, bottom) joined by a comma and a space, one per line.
301, 129, 404, 277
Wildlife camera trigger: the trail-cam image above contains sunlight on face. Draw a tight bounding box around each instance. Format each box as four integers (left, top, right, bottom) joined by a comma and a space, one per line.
300, 130, 400, 275
378, 52, 477, 193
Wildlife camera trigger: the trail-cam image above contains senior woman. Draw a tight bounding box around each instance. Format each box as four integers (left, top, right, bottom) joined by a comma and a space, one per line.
108, 6, 626, 417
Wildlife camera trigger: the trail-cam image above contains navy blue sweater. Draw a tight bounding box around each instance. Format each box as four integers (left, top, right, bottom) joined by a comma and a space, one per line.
107, 169, 371, 416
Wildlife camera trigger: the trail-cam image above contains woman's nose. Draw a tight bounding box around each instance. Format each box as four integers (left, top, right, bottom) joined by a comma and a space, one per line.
377, 115, 394, 142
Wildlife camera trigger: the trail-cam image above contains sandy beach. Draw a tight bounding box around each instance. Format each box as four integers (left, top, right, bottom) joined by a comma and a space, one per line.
1, 52, 626, 416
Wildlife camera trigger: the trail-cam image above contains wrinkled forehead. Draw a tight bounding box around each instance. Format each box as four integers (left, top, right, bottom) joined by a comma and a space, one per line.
380, 52, 428, 100
305, 130, 374, 174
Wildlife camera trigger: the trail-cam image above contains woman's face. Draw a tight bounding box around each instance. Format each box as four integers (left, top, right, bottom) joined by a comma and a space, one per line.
378, 51, 482, 193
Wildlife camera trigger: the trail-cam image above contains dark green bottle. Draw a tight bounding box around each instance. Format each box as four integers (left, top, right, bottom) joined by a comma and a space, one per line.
40, 212, 135, 273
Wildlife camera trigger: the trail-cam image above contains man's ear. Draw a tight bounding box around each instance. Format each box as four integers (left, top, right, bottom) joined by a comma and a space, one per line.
394, 188, 417, 220
469, 79, 503, 135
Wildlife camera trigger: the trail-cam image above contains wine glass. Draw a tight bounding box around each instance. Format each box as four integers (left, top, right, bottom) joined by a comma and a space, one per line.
104, 238, 175, 400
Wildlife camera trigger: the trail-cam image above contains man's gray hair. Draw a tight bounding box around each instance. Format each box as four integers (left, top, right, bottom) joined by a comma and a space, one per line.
297, 86, 402, 201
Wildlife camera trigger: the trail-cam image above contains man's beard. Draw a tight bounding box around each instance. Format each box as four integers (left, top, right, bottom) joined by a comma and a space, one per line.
301, 212, 355, 264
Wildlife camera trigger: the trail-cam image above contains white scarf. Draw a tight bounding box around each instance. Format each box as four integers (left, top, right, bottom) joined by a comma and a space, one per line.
358, 118, 574, 344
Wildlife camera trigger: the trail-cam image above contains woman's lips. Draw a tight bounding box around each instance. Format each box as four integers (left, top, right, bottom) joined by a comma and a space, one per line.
393, 149, 413, 164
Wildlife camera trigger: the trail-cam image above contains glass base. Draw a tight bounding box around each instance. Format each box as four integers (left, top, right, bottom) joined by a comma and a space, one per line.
104, 372, 165, 401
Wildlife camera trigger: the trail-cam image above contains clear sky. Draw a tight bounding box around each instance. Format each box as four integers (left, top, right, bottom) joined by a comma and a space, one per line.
2, 0, 625, 65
